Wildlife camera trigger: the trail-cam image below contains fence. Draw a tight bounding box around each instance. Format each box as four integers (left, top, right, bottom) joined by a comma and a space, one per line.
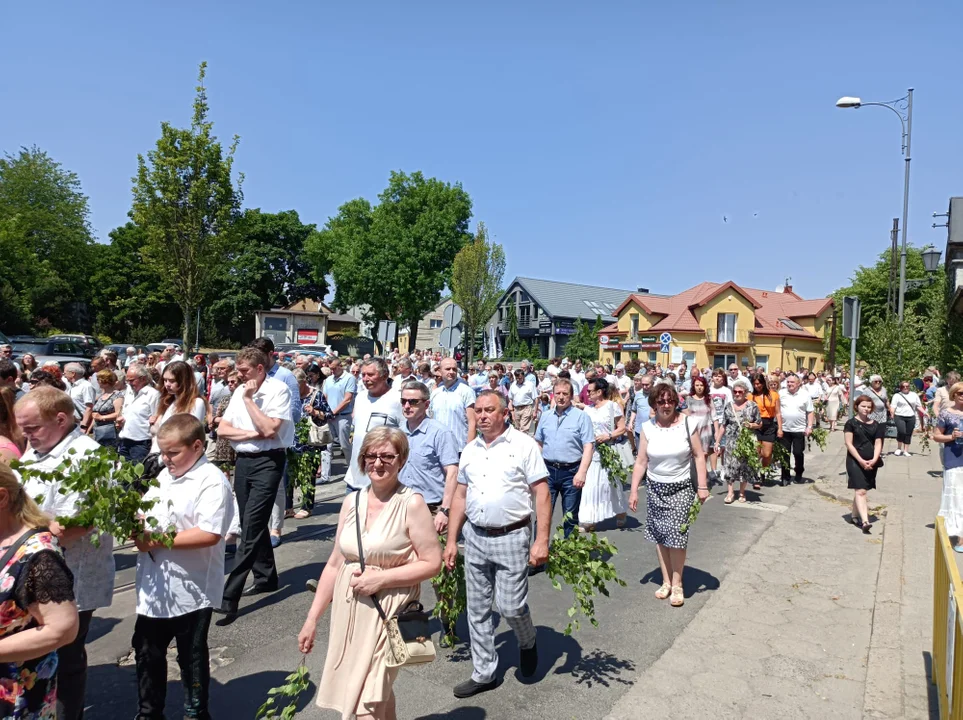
933, 515, 963, 718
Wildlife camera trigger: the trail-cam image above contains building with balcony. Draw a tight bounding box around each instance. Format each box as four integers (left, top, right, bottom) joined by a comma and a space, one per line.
943, 197, 963, 315
491, 277, 643, 359
598, 281, 832, 372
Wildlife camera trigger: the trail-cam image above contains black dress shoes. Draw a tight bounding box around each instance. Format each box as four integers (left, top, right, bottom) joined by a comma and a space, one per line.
520, 641, 538, 677
453, 677, 499, 698
241, 584, 278, 597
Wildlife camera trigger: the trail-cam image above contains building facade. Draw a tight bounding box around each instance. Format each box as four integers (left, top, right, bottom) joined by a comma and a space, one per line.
254, 299, 361, 348
598, 281, 832, 372
491, 277, 643, 359
397, 297, 459, 353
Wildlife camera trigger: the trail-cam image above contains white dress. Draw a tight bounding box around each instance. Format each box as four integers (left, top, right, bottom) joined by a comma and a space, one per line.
578, 401, 628, 525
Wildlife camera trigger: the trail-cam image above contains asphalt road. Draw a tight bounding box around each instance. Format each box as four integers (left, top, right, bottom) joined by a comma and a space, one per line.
82, 452, 823, 720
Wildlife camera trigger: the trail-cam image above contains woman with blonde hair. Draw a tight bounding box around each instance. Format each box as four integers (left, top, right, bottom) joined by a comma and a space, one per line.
0, 463, 80, 717
90, 369, 125, 449
298, 427, 440, 720
0, 388, 24, 463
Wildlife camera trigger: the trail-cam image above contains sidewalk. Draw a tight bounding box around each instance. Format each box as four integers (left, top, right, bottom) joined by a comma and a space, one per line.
604, 429, 941, 720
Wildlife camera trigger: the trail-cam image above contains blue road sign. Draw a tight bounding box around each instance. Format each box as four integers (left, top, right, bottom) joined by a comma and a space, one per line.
659, 332, 672, 345
660, 342, 670, 353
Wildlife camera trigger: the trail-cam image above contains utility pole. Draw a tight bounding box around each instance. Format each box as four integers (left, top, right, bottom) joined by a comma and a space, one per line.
888, 218, 899, 315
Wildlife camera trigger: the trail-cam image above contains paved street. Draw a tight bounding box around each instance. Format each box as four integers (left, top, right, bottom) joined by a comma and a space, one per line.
80, 431, 940, 719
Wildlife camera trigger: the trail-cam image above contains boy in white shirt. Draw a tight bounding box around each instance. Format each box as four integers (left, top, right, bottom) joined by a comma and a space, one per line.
133, 415, 235, 720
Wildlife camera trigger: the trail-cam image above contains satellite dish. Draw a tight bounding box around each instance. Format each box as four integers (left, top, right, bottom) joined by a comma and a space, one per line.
774, 285, 785, 293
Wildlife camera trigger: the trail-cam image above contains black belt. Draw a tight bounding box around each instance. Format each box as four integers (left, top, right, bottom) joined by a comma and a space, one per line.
471, 516, 531, 537
545, 460, 580, 470
236, 448, 287, 459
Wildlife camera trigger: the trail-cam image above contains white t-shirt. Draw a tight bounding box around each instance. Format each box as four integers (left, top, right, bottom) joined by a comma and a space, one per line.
780, 390, 814, 433
344, 387, 404, 489
222, 377, 294, 453
709, 385, 733, 423
429, 379, 476, 450
68, 378, 96, 420
891, 391, 922, 418
150, 397, 207, 454
570, 371, 586, 394
616, 376, 633, 397
508, 382, 537, 408
137, 457, 235, 618
20, 429, 115, 611
641, 418, 693, 484
120, 385, 161, 442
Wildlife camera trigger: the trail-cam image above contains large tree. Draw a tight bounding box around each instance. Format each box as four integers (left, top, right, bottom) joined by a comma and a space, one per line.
131, 62, 242, 347
450, 222, 505, 364
0, 146, 95, 332
206, 208, 327, 345
308, 170, 472, 351
563, 315, 603, 364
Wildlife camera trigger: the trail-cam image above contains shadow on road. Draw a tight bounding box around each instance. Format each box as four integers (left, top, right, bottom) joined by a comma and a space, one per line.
639, 565, 719, 597
86, 615, 122, 644
415, 708, 487, 720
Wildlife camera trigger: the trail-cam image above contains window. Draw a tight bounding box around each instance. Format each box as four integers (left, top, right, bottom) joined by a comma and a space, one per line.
755, 354, 769, 372
683, 351, 697, 366
716, 313, 737, 342
263, 317, 287, 331
630, 313, 639, 338
796, 356, 806, 371
779, 318, 804, 331
498, 308, 503, 322
613, 351, 622, 363
648, 351, 658, 363
519, 305, 531, 325
429, 319, 442, 329
713, 354, 737, 369
808, 357, 817, 371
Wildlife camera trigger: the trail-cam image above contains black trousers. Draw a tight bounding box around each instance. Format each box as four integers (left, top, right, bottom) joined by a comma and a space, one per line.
780, 431, 806, 480
222, 450, 286, 607
895, 414, 916, 444
57, 608, 93, 720
132, 609, 213, 720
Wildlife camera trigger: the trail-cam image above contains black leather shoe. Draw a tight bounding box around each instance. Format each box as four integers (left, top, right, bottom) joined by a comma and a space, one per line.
520, 642, 538, 677
527, 564, 545, 577
453, 677, 499, 698
780, 478, 789, 487
242, 584, 278, 597
212, 601, 237, 615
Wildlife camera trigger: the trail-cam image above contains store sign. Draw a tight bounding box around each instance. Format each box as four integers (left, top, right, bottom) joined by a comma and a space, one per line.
556, 326, 576, 335
621, 343, 641, 350
538, 318, 552, 335
296, 329, 319, 344
639, 335, 658, 343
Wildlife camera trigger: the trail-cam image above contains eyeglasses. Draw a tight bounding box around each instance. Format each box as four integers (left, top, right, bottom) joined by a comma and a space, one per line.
363, 452, 399, 464
655, 399, 675, 406
400, 398, 423, 406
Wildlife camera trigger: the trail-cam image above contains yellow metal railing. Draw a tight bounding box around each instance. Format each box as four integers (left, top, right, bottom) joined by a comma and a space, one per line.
933, 516, 963, 719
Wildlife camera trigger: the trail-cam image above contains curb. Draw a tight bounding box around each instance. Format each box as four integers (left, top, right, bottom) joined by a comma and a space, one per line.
812, 477, 889, 517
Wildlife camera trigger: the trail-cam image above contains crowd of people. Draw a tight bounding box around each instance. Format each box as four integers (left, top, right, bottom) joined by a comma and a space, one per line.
0, 336, 958, 719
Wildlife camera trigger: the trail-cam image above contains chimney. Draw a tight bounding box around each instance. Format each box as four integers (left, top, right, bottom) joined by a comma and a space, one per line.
783, 285, 793, 294
637, 287, 649, 294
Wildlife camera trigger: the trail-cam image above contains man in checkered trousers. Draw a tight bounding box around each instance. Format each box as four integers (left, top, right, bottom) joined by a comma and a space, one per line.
443, 389, 552, 699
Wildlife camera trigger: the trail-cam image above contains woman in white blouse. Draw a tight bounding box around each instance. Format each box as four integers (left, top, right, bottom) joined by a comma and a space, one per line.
888, 380, 923, 457
150, 361, 208, 454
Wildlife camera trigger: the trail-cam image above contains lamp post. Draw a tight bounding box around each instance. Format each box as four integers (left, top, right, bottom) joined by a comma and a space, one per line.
836, 89, 914, 323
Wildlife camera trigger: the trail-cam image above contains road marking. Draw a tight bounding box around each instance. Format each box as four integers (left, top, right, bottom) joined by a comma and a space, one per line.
729, 500, 788, 514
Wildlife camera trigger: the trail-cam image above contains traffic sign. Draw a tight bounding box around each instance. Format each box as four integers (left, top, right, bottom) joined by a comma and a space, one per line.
659, 332, 672, 345
376, 321, 397, 344
443, 303, 463, 327
660, 342, 670, 353
440, 327, 462, 350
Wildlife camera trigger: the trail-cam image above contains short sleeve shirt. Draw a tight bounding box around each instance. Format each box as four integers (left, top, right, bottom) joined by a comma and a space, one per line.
508, 382, 537, 408
222, 377, 294, 452
399, 418, 459, 504
429, 379, 476, 450
68, 379, 96, 420
345, 388, 404, 489
780, 390, 814, 433
324, 372, 357, 415
534, 405, 594, 463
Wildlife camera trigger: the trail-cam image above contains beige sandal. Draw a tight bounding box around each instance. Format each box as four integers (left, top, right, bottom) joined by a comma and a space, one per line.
670, 586, 685, 607
655, 583, 671, 600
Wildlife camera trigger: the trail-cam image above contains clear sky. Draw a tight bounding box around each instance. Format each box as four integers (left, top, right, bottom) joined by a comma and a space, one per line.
3, 1, 960, 300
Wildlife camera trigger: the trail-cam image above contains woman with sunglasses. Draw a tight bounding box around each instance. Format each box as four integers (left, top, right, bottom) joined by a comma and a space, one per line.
629, 383, 708, 608
935, 383, 963, 552
299, 427, 440, 720
889, 380, 923, 457
863, 375, 889, 425
721, 379, 762, 503
751, 373, 781, 490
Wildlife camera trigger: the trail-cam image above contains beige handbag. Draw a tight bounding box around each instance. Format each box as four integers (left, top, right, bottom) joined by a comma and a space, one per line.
306, 390, 333, 446
354, 492, 436, 668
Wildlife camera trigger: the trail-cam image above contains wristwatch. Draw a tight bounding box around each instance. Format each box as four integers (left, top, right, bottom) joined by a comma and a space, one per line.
439, 507, 450, 517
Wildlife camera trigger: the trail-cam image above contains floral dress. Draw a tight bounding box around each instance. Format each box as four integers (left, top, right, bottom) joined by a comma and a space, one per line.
0, 531, 75, 720
722, 400, 762, 486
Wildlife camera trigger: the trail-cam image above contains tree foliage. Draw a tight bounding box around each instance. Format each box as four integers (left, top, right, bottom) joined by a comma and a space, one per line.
0, 146, 95, 332
564, 315, 603, 363
309, 171, 472, 351
131, 62, 243, 348
450, 222, 505, 364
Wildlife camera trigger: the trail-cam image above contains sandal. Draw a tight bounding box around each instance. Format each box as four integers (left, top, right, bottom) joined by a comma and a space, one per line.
739, 495, 747, 503
293, 509, 311, 520
724, 494, 734, 505
283, 509, 297, 519
670, 586, 685, 607
655, 583, 671, 600
753, 483, 762, 491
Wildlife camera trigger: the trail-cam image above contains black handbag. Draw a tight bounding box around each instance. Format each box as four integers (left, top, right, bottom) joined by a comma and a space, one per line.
141, 452, 164, 481
353, 492, 435, 667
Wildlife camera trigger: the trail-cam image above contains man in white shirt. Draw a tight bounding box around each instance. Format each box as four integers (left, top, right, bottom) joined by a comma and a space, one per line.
344, 358, 403, 492
778, 374, 814, 485
214, 347, 293, 618
429, 358, 477, 451
124, 346, 137, 367
15, 387, 115, 720
64, 362, 95, 432
390, 357, 417, 390
118, 363, 161, 463
443, 390, 550, 698
569, 359, 586, 395
508, 369, 538, 433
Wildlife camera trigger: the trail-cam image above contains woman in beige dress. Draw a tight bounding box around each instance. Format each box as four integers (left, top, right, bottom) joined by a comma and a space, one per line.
298, 427, 441, 720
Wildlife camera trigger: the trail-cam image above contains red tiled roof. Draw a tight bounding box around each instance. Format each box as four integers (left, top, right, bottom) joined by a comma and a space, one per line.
602, 282, 832, 339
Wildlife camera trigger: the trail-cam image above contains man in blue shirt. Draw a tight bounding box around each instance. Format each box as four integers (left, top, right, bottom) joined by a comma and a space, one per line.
323, 357, 357, 461
534, 378, 594, 538
522, 360, 538, 391
399, 381, 459, 533
468, 359, 489, 396
429, 358, 477, 451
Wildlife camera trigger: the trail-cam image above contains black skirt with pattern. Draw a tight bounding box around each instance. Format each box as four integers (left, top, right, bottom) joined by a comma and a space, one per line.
644, 479, 695, 549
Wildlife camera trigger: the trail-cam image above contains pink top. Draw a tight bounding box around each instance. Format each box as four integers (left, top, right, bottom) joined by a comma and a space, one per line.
0, 439, 22, 460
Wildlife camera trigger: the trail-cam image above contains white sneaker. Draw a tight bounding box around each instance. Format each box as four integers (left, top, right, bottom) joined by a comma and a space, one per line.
894, 449, 903, 456
904, 452, 913, 457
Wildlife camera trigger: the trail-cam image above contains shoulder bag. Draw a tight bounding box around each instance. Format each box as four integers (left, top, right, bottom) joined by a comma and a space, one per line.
306, 390, 333, 447
683, 416, 698, 492
353, 492, 435, 668
867, 387, 898, 439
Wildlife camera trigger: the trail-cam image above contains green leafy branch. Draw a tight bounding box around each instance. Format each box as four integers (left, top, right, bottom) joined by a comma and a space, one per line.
256, 656, 310, 720
546, 515, 626, 635
596, 442, 629, 487
11, 448, 174, 549
809, 425, 828, 452
732, 425, 763, 475
288, 419, 321, 506
680, 497, 702, 533
430, 535, 466, 647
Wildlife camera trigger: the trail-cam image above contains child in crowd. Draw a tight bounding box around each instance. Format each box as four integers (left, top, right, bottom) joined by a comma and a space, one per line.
132, 414, 235, 720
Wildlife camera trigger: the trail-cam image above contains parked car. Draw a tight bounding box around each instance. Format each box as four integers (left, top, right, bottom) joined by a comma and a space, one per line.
104, 343, 149, 359
160, 338, 188, 348
0, 330, 11, 345
46, 334, 102, 356
11, 338, 89, 361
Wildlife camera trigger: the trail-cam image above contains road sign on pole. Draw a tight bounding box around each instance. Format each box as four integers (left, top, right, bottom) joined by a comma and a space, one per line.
439, 327, 462, 351
376, 321, 397, 345
443, 303, 463, 328
842, 296, 861, 418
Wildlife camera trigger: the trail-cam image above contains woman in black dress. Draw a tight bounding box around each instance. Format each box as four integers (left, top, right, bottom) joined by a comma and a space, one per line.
844, 394, 885, 533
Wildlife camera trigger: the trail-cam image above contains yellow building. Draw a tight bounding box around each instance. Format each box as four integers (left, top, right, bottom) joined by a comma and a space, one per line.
598, 282, 832, 372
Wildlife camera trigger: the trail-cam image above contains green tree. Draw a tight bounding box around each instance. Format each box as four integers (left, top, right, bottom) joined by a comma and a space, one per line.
859, 312, 926, 392
450, 222, 505, 364
503, 303, 521, 359
131, 62, 243, 348
0, 146, 95, 332
308, 171, 472, 352
563, 315, 603, 364
206, 209, 326, 345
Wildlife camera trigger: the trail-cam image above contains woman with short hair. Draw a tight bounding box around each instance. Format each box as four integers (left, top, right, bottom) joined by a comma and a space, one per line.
864, 375, 889, 425
90, 369, 125, 449
889, 380, 923, 457
721, 379, 762, 504
628, 383, 708, 607
298, 427, 441, 720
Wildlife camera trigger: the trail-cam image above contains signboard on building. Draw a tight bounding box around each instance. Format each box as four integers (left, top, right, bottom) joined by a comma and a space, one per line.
639, 335, 658, 344
622, 343, 641, 350
538, 319, 552, 335
296, 329, 319, 344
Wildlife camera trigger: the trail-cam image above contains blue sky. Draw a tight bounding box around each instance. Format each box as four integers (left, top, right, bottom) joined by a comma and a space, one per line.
2, 1, 960, 300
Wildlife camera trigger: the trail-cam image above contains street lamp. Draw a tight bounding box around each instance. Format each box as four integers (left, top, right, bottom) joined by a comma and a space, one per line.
835, 89, 914, 323
904, 245, 942, 291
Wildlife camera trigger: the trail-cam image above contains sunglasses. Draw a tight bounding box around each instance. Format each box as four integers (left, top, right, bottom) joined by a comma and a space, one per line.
656, 399, 675, 406
363, 453, 399, 464
400, 398, 423, 406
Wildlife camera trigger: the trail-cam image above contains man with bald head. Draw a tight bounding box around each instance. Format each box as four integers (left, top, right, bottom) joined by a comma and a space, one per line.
429, 357, 477, 452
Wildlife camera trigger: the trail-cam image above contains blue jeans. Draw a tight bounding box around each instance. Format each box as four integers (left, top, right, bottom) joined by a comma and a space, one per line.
119, 438, 151, 463
547, 463, 581, 537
